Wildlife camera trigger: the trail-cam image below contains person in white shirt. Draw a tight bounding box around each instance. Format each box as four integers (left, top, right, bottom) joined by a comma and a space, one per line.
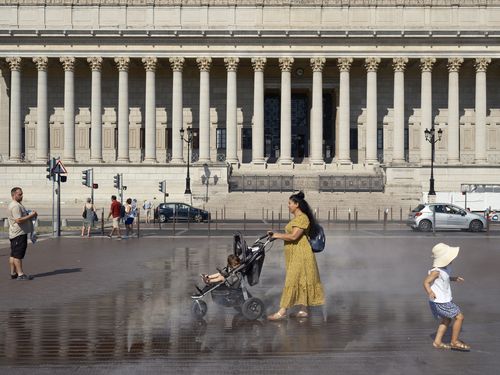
423, 243, 470, 351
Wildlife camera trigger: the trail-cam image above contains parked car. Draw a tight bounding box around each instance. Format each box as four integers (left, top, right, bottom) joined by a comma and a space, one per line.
487, 211, 499, 222
155, 203, 210, 223
407, 203, 487, 232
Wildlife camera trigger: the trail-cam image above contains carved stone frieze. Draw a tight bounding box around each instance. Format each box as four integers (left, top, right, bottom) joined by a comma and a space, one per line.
60, 56, 75, 72
251, 57, 267, 72
196, 57, 212, 72
169, 57, 185, 72
420, 57, 436, 72
392, 57, 408, 72
310, 57, 326, 72
142, 57, 158, 72
6, 57, 22, 71
114, 57, 130, 71
474, 57, 491, 73
364, 57, 381, 72
337, 57, 353, 72
224, 57, 239, 72
33, 56, 48, 71
447, 57, 464, 73
278, 57, 294, 73
87, 56, 103, 71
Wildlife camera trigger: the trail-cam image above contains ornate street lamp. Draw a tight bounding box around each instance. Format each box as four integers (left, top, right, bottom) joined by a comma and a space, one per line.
180, 126, 197, 194
424, 126, 443, 197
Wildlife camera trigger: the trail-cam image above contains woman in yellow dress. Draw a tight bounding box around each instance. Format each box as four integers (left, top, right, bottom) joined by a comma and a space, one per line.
267, 191, 325, 320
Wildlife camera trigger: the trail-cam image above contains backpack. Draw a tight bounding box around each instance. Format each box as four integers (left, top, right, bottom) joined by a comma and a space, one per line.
309, 224, 326, 253
119, 204, 126, 219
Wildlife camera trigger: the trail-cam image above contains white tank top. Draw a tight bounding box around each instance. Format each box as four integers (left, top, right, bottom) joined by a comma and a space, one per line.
429, 266, 452, 303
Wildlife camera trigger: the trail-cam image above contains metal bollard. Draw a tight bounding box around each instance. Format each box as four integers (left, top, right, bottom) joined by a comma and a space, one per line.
328, 210, 331, 225
390, 207, 393, 221
208, 211, 211, 236
355, 210, 358, 229
137, 211, 140, 238
272, 211, 275, 231
262, 207, 264, 221
223, 206, 226, 221
278, 212, 281, 231
400, 207, 403, 223
244, 212, 247, 233
101, 209, 105, 236
378, 208, 380, 221
173, 215, 176, 235
487, 216, 490, 234
215, 211, 218, 231
348, 209, 351, 231
383, 209, 388, 231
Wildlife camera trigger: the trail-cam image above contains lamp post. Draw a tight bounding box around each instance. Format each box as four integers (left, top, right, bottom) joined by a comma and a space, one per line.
180, 126, 196, 194
424, 126, 443, 197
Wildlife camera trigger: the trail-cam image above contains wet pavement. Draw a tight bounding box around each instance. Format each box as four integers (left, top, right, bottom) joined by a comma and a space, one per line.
0, 227, 499, 374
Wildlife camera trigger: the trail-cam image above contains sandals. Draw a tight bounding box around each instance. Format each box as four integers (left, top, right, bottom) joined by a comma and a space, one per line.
433, 342, 451, 350
267, 311, 287, 321
451, 341, 471, 352
289, 311, 309, 318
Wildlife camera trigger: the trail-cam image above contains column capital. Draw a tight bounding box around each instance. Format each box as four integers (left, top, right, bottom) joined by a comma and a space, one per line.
474, 57, 491, 72
310, 57, 326, 72
251, 57, 267, 72
33, 56, 48, 71
447, 57, 464, 73
142, 56, 158, 72
392, 57, 409, 72
420, 57, 436, 72
364, 57, 381, 72
6, 57, 22, 71
114, 57, 130, 71
169, 57, 185, 72
196, 57, 212, 72
337, 57, 353, 72
278, 57, 294, 72
87, 56, 103, 71
224, 57, 239, 72
60, 56, 76, 71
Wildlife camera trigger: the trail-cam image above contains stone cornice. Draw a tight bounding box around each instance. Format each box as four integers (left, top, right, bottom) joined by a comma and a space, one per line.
0, 0, 497, 6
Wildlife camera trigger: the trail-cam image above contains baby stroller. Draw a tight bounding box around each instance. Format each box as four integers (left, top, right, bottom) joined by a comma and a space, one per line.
191, 232, 273, 320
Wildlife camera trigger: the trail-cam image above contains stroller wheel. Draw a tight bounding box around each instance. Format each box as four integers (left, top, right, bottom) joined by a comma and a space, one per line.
241, 298, 265, 320
191, 300, 208, 318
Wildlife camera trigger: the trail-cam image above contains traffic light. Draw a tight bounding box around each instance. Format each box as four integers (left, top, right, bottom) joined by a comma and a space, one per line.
113, 174, 121, 189
159, 180, 166, 193
46, 158, 56, 181
92, 183, 98, 189
82, 169, 91, 187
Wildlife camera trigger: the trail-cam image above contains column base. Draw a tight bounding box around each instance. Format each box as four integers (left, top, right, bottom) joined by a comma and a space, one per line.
447, 159, 461, 165
143, 158, 158, 164
474, 158, 488, 165
7, 157, 22, 163
116, 158, 130, 163
251, 159, 267, 169
90, 158, 103, 163
226, 158, 239, 165
277, 157, 293, 166
309, 160, 326, 169
197, 158, 211, 164
364, 159, 379, 166
336, 158, 352, 165
391, 159, 406, 166
170, 158, 184, 164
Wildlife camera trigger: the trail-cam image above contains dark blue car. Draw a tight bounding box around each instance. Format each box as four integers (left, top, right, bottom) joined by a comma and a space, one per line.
155, 203, 210, 223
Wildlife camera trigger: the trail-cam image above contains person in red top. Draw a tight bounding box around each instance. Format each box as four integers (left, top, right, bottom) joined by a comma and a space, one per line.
107, 195, 122, 239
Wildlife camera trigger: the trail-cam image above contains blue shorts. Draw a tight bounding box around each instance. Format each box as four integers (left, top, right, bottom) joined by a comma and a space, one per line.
125, 217, 134, 225
429, 301, 461, 319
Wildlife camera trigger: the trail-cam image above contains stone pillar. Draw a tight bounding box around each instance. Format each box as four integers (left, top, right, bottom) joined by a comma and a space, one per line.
115, 57, 130, 162
33, 57, 49, 161
6, 57, 22, 161
278, 57, 294, 165
142, 57, 157, 163
170, 57, 185, 163
251, 57, 266, 165
447, 57, 463, 164
196, 57, 212, 163
337, 58, 353, 164
364, 57, 381, 164
310, 57, 326, 165
224, 57, 239, 164
60, 57, 75, 162
87, 57, 103, 162
474, 58, 491, 164
420, 57, 436, 165
392, 57, 408, 165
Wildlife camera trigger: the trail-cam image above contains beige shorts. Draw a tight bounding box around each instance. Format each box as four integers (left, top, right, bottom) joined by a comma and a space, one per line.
112, 217, 120, 228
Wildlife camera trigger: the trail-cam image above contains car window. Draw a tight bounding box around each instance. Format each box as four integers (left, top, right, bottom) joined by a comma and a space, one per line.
412, 204, 425, 213
446, 205, 461, 215
433, 205, 445, 213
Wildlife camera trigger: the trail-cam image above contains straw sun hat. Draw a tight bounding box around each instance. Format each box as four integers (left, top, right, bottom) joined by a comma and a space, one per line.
432, 243, 460, 268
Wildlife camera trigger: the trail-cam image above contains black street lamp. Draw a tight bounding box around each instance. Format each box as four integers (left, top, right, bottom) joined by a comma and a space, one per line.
180, 126, 197, 195
424, 126, 443, 197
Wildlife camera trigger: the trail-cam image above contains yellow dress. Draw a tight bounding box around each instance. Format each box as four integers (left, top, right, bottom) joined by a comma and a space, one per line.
279, 213, 325, 309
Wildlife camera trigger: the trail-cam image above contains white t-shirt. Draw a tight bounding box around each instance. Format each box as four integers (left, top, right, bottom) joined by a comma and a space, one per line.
8, 200, 33, 239
429, 266, 453, 303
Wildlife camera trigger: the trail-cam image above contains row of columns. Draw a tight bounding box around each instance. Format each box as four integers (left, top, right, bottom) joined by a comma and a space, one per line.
2, 56, 493, 165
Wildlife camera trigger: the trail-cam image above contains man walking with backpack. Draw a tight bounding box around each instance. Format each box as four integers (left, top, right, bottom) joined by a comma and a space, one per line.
107, 195, 122, 239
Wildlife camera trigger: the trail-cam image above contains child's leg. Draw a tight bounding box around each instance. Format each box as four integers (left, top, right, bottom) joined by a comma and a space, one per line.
434, 317, 451, 345
451, 313, 464, 344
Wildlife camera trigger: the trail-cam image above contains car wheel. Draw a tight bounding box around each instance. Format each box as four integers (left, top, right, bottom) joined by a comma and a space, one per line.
159, 214, 167, 223
194, 214, 203, 223
418, 219, 432, 232
469, 220, 483, 232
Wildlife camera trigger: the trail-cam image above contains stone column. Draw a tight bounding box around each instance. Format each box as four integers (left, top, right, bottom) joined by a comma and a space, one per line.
420, 57, 435, 165
392, 57, 408, 165
33, 56, 49, 161
142, 57, 157, 163
196, 57, 212, 163
115, 57, 130, 162
278, 57, 294, 164
60, 57, 75, 162
310, 57, 326, 165
364, 57, 381, 164
6, 57, 22, 161
474, 58, 491, 164
337, 58, 353, 164
224, 57, 239, 164
170, 57, 185, 163
87, 57, 103, 162
251, 57, 266, 165
447, 57, 463, 164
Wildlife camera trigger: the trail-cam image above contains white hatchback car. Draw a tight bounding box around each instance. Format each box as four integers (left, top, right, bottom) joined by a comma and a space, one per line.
407, 203, 487, 232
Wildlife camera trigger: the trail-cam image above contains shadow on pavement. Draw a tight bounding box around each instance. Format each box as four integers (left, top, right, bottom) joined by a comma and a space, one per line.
32, 268, 82, 278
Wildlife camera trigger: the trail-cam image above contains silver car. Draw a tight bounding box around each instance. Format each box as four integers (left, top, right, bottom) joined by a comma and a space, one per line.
407, 203, 487, 232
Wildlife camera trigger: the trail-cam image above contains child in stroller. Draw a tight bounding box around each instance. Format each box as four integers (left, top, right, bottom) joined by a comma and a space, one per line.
191, 232, 273, 320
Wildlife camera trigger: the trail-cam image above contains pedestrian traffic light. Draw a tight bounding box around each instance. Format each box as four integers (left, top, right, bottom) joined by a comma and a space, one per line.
92, 183, 98, 189
113, 174, 121, 189
46, 158, 56, 181
82, 169, 91, 187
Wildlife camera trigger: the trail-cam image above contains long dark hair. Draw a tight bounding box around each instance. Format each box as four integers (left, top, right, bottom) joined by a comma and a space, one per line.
289, 191, 318, 237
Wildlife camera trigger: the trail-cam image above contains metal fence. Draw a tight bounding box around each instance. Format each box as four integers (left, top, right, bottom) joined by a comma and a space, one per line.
318, 175, 385, 192
229, 175, 295, 193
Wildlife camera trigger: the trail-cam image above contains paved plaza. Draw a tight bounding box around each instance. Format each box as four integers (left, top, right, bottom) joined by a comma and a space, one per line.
0, 226, 499, 374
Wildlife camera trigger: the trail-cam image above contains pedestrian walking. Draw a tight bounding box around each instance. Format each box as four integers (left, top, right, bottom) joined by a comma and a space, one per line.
107, 195, 122, 239
423, 243, 470, 351
81, 198, 96, 237
143, 199, 152, 223
124, 198, 136, 238
267, 191, 325, 320
7, 187, 37, 280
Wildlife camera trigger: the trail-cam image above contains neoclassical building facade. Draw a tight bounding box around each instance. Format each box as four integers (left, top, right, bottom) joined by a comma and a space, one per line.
1, 0, 500, 204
